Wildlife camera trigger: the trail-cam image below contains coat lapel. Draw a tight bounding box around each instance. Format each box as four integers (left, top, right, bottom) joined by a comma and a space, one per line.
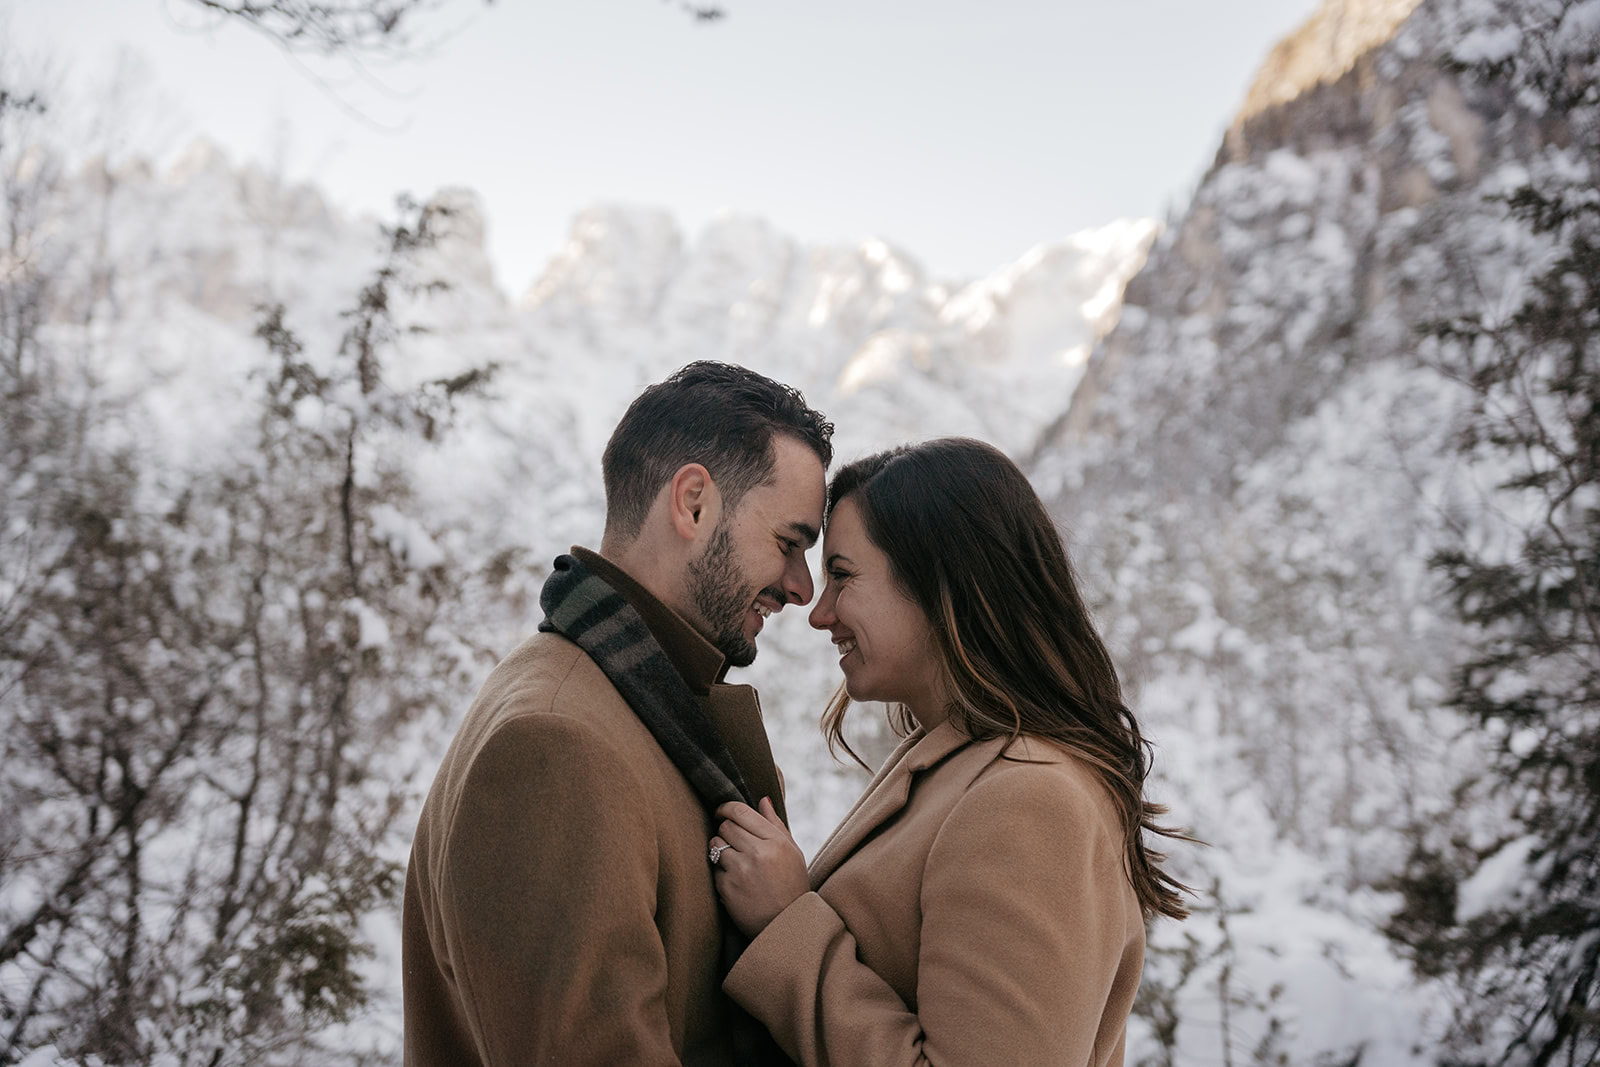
705, 683, 787, 826
807, 720, 971, 888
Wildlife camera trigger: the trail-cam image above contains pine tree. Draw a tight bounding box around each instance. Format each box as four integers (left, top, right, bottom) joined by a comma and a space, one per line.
1386, 3, 1600, 1062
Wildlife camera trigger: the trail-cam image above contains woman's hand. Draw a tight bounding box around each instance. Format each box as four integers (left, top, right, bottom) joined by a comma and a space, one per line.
709, 796, 809, 939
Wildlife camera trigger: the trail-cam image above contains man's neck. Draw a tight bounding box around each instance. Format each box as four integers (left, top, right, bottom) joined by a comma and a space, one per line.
601, 538, 685, 620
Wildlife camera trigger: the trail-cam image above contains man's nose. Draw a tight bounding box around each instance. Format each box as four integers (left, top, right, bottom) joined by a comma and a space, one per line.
784, 556, 815, 606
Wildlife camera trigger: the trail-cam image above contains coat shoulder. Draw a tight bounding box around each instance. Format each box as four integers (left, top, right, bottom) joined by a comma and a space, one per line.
416, 632, 658, 845
468, 630, 641, 735
948, 733, 1125, 844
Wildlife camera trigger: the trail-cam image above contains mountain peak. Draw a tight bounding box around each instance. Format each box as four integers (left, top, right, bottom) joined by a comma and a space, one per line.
520, 203, 685, 317
1234, 0, 1425, 125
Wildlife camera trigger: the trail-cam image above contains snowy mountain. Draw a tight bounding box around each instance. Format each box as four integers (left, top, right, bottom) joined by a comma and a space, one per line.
1030, 0, 1597, 1061
514, 201, 1157, 462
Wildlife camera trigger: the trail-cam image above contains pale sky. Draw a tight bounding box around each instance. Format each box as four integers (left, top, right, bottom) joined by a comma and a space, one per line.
9, 0, 1322, 294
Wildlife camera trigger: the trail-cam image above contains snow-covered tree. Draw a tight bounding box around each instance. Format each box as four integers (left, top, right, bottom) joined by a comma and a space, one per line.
0, 159, 501, 1060
1387, 3, 1600, 1061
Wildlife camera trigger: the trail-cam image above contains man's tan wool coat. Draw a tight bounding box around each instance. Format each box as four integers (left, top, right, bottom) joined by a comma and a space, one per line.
403, 548, 785, 1066
725, 721, 1145, 1067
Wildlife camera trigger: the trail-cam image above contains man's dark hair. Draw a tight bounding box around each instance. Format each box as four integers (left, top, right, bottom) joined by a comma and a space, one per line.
601, 361, 834, 541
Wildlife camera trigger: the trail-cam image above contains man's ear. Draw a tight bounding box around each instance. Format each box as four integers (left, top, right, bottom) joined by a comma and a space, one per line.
667, 463, 719, 542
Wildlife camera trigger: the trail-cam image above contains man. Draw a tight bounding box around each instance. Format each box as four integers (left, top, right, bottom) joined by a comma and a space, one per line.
403, 361, 831, 1065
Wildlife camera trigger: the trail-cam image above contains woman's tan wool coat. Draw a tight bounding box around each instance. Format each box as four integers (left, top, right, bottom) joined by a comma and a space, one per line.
402, 548, 785, 1066
726, 721, 1145, 1067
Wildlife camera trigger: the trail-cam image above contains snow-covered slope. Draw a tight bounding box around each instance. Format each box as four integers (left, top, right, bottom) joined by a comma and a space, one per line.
1029, 0, 1590, 1060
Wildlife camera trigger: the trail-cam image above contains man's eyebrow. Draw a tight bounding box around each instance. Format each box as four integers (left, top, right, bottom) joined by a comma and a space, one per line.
785, 521, 820, 548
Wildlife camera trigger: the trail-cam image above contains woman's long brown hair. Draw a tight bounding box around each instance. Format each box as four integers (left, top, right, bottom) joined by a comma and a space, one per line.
820, 438, 1192, 921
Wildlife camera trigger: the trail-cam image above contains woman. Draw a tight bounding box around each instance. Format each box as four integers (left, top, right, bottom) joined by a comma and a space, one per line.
707, 437, 1190, 1066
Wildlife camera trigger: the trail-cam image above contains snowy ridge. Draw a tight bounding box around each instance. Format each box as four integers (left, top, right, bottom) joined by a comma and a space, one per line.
516, 202, 1158, 462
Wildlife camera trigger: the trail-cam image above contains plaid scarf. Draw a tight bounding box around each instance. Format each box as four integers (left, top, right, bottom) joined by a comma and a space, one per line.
539, 553, 792, 1066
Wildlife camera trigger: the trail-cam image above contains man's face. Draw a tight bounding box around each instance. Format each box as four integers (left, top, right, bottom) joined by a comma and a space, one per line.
685, 434, 826, 668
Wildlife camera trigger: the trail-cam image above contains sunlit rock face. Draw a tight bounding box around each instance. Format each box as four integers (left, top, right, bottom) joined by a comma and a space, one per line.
1233, 0, 1428, 126
1028, 0, 1585, 1059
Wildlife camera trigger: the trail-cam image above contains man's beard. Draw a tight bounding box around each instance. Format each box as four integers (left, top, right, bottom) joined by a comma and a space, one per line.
686, 522, 762, 668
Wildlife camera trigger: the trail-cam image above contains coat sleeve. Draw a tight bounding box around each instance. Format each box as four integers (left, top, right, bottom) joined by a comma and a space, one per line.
723, 765, 1134, 1066
438, 713, 682, 1066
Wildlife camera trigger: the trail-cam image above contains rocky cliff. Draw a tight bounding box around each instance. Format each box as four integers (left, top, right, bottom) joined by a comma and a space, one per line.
1030, 0, 1591, 1059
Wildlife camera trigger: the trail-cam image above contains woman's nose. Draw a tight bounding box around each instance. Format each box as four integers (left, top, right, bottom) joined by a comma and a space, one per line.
809, 585, 836, 630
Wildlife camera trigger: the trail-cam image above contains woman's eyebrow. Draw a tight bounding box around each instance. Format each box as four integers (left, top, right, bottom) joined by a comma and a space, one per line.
824, 552, 854, 568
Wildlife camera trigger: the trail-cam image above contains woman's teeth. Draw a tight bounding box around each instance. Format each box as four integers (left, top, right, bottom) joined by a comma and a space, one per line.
837, 638, 856, 656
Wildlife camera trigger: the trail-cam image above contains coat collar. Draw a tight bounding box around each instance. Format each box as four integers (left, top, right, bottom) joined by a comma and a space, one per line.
570, 546, 787, 823
571, 546, 726, 694
807, 719, 973, 887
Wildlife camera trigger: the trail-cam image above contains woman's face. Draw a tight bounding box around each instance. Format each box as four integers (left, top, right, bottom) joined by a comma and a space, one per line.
809, 495, 945, 724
